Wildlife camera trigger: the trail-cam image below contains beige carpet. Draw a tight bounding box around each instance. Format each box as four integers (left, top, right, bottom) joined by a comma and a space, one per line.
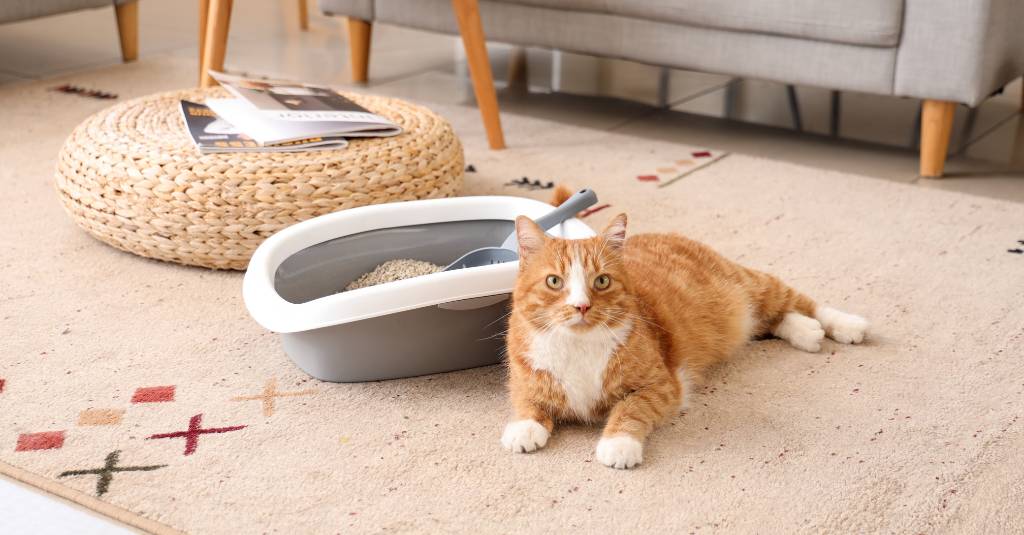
2, 56, 1023, 534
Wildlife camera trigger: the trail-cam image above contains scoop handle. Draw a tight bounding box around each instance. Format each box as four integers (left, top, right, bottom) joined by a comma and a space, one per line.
500, 189, 599, 251
534, 189, 598, 231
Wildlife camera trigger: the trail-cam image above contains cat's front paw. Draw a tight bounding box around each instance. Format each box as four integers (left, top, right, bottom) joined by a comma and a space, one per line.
501, 419, 550, 453
595, 435, 643, 469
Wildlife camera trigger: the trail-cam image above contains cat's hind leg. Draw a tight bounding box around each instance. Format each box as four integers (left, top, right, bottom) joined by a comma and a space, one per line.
753, 278, 823, 350
761, 286, 868, 350
748, 271, 868, 351
815, 306, 869, 344
771, 306, 869, 350
772, 312, 826, 352
748, 277, 825, 352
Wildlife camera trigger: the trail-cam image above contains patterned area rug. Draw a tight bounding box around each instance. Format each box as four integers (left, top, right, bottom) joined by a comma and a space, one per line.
2, 57, 1023, 534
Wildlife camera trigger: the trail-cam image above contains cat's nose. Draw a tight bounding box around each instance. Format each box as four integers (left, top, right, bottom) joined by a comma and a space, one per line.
575, 304, 590, 316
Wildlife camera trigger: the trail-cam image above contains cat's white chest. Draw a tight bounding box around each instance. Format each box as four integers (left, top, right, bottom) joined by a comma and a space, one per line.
526, 322, 633, 420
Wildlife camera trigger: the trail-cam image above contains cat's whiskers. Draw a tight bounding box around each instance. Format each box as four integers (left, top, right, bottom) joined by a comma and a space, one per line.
604, 307, 668, 333
483, 308, 514, 329
479, 315, 517, 341
606, 312, 658, 332
599, 322, 626, 346
533, 312, 562, 335
480, 327, 512, 341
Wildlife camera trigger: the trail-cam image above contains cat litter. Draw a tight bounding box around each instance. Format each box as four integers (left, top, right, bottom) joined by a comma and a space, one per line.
344, 259, 442, 291
243, 196, 595, 382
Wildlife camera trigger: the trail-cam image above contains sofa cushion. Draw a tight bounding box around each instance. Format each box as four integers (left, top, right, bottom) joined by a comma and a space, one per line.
501, 0, 904, 47
374, 0, 898, 95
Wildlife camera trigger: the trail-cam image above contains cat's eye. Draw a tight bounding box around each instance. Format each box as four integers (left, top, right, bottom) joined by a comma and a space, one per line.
545, 275, 563, 290
594, 274, 612, 290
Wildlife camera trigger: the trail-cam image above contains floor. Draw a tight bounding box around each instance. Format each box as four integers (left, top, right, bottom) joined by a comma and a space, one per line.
0, 477, 133, 534
0, 0, 1021, 532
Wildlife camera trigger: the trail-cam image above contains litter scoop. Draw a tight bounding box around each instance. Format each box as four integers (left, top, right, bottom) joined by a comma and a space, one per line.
443, 189, 598, 271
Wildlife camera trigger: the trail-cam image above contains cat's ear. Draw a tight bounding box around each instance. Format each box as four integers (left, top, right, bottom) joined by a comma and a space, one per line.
601, 213, 628, 250
516, 216, 546, 258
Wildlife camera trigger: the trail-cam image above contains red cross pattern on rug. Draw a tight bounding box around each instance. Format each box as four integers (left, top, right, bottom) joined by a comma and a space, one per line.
146, 414, 246, 456
578, 204, 611, 218
230, 378, 317, 417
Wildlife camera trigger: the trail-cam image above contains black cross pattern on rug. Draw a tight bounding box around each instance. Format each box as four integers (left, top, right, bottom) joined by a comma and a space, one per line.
51, 84, 118, 100
58, 450, 167, 496
1008, 240, 1024, 254
504, 176, 554, 190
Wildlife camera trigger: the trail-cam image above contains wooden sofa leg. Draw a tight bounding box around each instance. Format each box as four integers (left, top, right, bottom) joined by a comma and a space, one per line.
114, 1, 139, 62
452, 0, 506, 149
345, 18, 372, 83
920, 100, 956, 178
298, 0, 309, 30
506, 47, 528, 92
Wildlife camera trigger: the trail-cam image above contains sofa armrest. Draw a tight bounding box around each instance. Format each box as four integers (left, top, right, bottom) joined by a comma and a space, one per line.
895, 0, 1024, 106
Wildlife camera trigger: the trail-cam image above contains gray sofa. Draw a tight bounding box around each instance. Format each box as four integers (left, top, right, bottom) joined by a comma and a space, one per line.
320, 0, 1024, 177
1, 0, 139, 62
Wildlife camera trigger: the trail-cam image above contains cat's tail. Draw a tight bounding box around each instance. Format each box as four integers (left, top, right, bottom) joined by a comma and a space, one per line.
550, 184, 573, 207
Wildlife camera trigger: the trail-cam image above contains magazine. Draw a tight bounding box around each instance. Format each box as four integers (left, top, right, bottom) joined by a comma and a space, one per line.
204, 71, 402, 146
179, 101, 348, 153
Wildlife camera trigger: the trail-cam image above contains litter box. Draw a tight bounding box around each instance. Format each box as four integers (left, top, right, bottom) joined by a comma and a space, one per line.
243, 196, 596, 382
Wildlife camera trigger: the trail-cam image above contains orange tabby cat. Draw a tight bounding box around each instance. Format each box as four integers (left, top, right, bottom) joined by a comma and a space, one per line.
501, 197, 868, 469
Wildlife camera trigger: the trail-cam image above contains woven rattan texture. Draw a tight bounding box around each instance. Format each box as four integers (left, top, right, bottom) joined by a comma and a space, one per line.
55, 88, 464, 270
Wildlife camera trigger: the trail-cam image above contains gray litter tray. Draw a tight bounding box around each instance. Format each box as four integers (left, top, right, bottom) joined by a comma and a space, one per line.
243, 196, 595, 382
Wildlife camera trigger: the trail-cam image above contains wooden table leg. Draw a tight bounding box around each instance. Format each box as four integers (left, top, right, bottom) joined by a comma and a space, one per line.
200, 0, 233, 87
451, 0, 506, 149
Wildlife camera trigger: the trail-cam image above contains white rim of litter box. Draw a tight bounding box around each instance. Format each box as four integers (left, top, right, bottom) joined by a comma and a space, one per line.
242, 196, 596, 333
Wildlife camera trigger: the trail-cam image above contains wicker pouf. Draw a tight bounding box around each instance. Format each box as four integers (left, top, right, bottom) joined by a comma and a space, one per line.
55, 88, 464, 270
